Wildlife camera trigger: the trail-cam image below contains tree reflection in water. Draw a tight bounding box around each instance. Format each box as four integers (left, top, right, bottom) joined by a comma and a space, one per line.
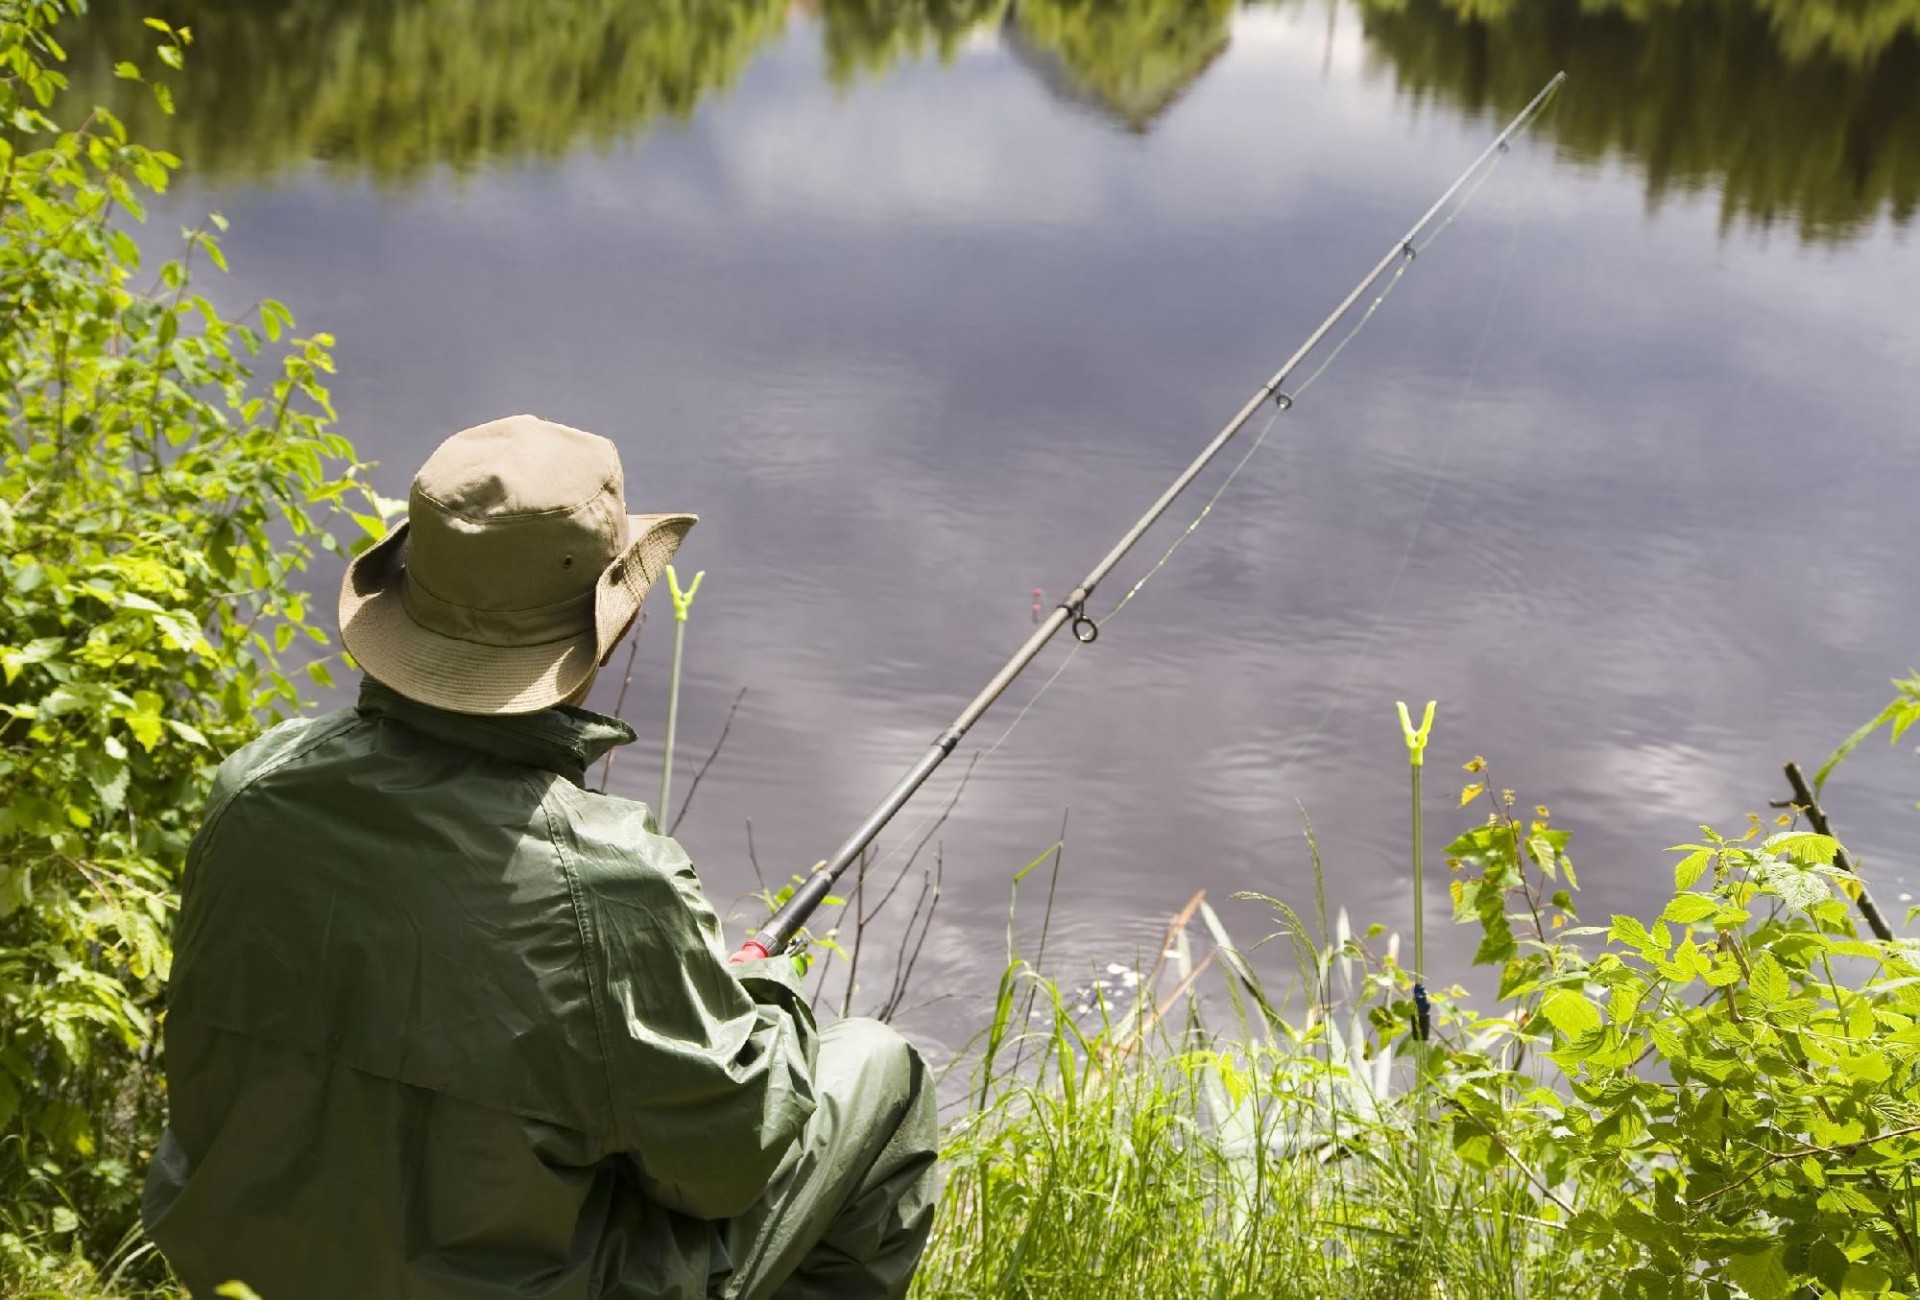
1353, 0, 1919, 241
68, 0, 789, 180
64, 0, 1920, 241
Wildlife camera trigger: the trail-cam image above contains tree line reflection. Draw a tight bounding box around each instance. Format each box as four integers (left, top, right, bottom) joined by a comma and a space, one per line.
1354, 0, 1918, 242
67, 0, 1919, 241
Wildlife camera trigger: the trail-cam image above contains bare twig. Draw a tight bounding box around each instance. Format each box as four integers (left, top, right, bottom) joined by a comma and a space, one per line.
1779, 760, 1895, 942
1446, 1101, 1577, 1217
841, 845, 873, 1019
1133, 890, 1209, 1025
1694, 1123, 1920, 1206
595, 617, 645, 794
873, 754, 979, 919
744, 817, 766, 894
825, 754, 980, 1017
879, 848, 944, 1023
1112, 951, 1218, 1060
668, 687, 748, 836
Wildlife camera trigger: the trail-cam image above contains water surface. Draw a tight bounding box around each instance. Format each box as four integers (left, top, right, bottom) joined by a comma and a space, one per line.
71, 0, 1920, 1042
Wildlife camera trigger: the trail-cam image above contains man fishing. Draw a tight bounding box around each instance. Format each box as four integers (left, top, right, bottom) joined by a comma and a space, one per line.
142, 414, 939, 1299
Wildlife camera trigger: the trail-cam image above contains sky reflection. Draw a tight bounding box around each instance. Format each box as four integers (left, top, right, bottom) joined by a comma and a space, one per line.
108, 2, 1920, 1043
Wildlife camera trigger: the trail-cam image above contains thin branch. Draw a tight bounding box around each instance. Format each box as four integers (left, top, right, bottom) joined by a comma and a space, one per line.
1446, 1101, 1577, 1218
596, 619, 645, 793
867, 753, 979, 922
1781, 760, 1895, 942
880, 848, 944, 1023
841, 845, 872, 1019
744, 818, 766, 895
668, 686, 747, 836
1694, 1123, 1920, 1206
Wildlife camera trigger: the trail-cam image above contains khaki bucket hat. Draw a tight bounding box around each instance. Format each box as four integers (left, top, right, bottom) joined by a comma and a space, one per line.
339, 414, 695, 715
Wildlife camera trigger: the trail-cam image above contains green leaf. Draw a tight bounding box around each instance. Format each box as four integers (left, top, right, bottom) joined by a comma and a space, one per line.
1, 636, 63, 684
167, 719, 210, 748
1836, 1052, 1891, 1084
1013, 844, 1060, 884
1760, 862, 1831, 912
1704, 956, 1742, 987
262, 297, 294, 342
1816, 678, 1920, 792
1608, 914, 1652, 949
1764, 831, 1839, 866
85, 757, 130, 811
1539, 988, 1601, 1041
1842, 1261, 1893, 1295
1749, 952, 1788, 1005
1662, 894, 1716, 925
1727, 1243, 1790, 1299
123, 694, 166, 750
1673, 848, 1712, 890
1676, 936, 1712, 978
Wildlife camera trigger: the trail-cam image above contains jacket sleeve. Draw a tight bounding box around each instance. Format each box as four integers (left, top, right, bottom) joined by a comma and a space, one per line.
559, 791, 818, 1220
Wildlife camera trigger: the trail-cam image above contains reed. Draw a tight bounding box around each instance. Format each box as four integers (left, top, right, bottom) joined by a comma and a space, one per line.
914, 837, 1617, 1300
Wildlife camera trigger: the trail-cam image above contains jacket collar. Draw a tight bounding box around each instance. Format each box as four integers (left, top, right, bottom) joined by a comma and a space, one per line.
356, 678, 635, 784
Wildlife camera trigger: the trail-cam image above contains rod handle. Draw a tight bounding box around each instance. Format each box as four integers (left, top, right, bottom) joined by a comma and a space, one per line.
729, 939, 772, 965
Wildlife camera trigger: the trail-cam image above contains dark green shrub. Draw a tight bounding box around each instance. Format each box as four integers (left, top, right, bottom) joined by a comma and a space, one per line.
0, 5, 381, 1289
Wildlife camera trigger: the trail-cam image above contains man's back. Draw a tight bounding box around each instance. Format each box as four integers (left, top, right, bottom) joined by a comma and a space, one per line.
144, 681, 817, 1298
146, 416, 937, 1299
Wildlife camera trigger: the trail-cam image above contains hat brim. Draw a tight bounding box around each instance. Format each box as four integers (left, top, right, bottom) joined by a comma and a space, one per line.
339, 512, 695, 716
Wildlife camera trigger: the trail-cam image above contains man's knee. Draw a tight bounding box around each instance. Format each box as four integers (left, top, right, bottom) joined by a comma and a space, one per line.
821, 1020, 930, 1117
809, 1020, 938, 1282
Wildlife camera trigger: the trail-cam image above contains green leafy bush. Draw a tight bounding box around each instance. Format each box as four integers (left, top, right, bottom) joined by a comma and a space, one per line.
1443, 782, 1920, 1298
0, 5, 380, 1290
924, 770, 1919, 1299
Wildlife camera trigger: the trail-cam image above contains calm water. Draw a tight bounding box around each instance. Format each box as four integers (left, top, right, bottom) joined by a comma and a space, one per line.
69, 1, 1920, 1043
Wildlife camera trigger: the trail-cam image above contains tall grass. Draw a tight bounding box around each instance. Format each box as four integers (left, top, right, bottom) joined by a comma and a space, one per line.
913, 873, 1624, 1299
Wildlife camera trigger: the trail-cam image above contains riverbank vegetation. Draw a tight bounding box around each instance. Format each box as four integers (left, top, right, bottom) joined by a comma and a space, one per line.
0, 3, 385, 1288
4, 5, 1917, 1297
920, 790, 1920, 1298
56, 0, 1920, 240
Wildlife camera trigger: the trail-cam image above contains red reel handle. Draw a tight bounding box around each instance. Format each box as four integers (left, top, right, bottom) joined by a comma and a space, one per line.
729, 939, 771, 965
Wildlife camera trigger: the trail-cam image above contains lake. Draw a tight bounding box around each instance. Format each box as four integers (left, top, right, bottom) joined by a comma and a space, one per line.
66, 0, 1920, 1044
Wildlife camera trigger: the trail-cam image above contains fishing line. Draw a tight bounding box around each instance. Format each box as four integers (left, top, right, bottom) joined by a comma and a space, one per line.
740, 76, 1569, 959
825, 125, 1543, 896
1253, 170, 1542, 807
1097, 144, 1507, 632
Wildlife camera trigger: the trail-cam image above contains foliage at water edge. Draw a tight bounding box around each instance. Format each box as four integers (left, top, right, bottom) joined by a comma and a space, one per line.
0, 4, 384, 1289
54, 0, 1920, 243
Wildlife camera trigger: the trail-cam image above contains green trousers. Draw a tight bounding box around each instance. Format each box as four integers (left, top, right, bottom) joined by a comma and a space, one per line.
716, 1018, 940, 1300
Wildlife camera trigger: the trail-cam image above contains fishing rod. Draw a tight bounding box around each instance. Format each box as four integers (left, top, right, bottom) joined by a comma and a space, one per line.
733, 72, 1568, 963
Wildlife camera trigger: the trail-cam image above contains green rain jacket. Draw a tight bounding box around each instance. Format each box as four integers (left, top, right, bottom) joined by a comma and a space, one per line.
143, 680, 820, 1298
